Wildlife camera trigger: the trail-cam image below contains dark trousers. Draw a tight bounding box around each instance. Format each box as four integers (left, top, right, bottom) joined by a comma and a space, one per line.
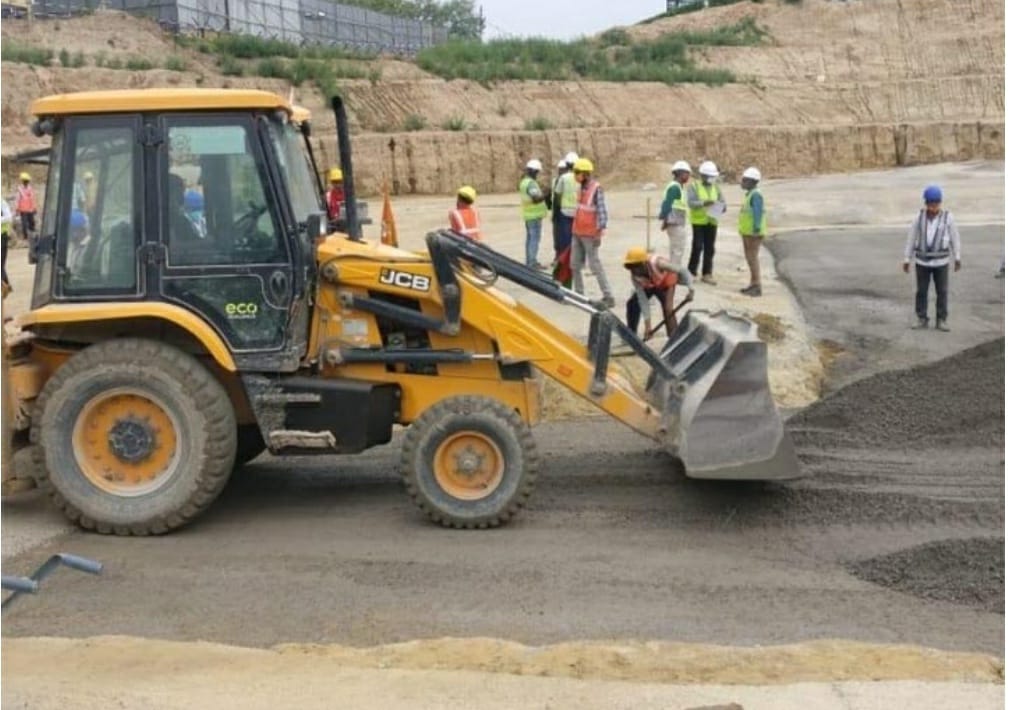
20, 212, 37, 263
626, 287, 675, 335
553, 215, 573, 257
688, 223, 717, 276
915, 264, 949, 321
1, 233, 8, 285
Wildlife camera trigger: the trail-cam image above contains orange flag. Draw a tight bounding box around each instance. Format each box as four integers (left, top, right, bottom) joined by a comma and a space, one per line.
380, 180, 399, 248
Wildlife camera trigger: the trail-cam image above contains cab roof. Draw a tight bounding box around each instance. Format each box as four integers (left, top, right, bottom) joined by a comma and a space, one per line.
31, 89, 293, 117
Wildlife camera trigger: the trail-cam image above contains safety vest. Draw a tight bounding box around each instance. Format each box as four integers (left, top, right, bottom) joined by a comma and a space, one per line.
633, 255, 677, 291
450, 206, 481, 240
557, 172, 579, 216
519, 176, 547, 221
689, 180, 719, 226
913, 209, 953, 261
16, 185, 36, 214
738, 188, 767, 237
573, 180, 601, 238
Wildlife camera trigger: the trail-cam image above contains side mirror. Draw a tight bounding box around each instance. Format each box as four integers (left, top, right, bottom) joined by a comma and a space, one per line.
306, 212, 327, 245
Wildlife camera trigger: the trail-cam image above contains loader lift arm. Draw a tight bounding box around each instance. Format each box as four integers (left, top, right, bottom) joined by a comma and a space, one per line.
407, 229, 799, 480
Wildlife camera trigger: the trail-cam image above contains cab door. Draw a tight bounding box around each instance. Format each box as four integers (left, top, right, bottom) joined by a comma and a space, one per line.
156, 114, 299, 369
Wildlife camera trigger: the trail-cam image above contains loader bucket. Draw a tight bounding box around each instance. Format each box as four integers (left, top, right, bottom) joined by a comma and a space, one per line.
646, 310, 801, 480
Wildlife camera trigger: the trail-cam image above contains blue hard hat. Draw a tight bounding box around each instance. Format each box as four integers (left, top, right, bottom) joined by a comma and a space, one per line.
922, 185, 943, 203
184, 188, 204, 211
69, 208, 88, 230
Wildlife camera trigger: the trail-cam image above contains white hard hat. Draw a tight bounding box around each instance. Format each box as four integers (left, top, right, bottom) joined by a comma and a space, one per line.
742, 166, 762, 181
671, 160, 691, 173
699, 161, 719, 177
564, 151, 579, 165
557, 159, 568, 169
526, 159, 543, 172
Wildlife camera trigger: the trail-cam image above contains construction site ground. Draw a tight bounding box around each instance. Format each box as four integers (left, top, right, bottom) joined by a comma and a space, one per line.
1, 161, 1004, 707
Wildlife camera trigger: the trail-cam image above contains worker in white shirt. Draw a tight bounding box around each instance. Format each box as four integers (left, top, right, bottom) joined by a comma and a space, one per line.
902, 185, 961, 332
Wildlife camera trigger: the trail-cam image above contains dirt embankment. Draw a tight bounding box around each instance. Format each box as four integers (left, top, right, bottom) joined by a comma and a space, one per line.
1, 0, 1005, 194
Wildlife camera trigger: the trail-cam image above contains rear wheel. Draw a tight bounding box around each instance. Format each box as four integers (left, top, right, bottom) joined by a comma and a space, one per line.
401, 396, 537, 528
31, 338, 237, 535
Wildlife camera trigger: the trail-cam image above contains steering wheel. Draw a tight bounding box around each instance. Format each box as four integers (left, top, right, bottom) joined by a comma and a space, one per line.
232, 201, 268, 235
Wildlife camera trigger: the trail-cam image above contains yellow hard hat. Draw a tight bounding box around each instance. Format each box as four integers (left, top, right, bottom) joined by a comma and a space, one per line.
623, 246, 649, 266
327, 167, 343, 182
18, 172, 30, 182
456, 185, 477, 203
573, 158, 594, 173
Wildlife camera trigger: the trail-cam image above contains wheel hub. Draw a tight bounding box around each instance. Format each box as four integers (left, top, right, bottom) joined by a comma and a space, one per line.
433, 431, 505, 501
107, 417, 156, 464
454, 445, 487, 476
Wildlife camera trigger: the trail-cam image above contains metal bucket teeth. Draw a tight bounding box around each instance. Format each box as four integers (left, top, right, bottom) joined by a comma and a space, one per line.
646, 310, 802, 480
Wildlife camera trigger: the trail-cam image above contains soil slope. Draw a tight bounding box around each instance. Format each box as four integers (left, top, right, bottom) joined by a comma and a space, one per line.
1, 0, 1004, 193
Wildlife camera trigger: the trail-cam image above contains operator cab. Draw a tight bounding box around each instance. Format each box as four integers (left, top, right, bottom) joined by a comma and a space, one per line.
27, 89, 330, 370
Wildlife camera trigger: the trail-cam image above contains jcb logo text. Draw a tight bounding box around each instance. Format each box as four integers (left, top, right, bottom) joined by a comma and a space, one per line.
379, 268, 430, 292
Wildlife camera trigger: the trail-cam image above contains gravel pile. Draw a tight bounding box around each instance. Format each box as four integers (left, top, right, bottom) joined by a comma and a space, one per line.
788, 338, 1004, 450
849, 538, 1004, 614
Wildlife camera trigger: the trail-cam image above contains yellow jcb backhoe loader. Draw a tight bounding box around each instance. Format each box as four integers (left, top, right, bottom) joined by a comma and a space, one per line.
1, 89, 799, 535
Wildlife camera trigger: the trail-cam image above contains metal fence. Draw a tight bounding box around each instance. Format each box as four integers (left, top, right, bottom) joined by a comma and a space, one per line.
28, 0, 447, 55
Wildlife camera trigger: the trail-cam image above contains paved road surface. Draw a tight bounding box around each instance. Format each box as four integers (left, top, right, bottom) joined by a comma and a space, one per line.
768, 224, 1004, 390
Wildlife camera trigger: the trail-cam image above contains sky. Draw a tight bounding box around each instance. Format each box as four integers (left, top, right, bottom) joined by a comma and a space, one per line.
479, 0, 669, 40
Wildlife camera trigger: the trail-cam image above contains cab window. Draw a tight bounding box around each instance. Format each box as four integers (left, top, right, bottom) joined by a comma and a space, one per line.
60, 123, 139, 294
164, 119, 286, 267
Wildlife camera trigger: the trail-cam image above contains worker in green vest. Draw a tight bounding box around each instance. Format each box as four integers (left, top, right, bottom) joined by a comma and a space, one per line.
738, 166, 767, 296
658, 160, 691, 265
686, 160, 725, 284
520, 159, 549, 269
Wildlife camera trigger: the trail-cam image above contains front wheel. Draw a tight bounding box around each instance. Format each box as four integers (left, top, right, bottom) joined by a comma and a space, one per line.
401, 396, 538, 528
31, 338, 237, 535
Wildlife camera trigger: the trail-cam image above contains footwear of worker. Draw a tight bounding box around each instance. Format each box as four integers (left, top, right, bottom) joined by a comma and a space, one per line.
701, 275, 717, 285
936, 319, 950, 332
911, 318, 929, 329
739, 285, 761, 296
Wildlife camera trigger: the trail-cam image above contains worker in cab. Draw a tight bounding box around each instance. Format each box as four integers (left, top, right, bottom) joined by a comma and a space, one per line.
449, 185, 482, 240
623, 247, 694, 340
325, 167, 346, 226
13, 172, 38, 263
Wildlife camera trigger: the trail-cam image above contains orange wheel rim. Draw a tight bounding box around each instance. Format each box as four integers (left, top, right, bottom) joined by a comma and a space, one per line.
71, 387, 180, 497
433, 431, 504, 501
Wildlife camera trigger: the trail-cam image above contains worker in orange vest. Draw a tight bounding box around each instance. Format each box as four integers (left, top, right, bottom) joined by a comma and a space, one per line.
325, 167, 345, 227
449, 186, 482, 240
570, 158, 614, 308
623, 247, 694, 340
13, 172, 38, 263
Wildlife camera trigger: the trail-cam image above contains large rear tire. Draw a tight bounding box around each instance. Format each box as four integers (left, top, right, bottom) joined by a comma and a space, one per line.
401, 396, 538, 528
31, 338, 237, 535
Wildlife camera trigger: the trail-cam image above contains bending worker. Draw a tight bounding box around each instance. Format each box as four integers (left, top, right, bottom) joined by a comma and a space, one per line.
449, 185, 482, 240
623, 247, 694, 340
